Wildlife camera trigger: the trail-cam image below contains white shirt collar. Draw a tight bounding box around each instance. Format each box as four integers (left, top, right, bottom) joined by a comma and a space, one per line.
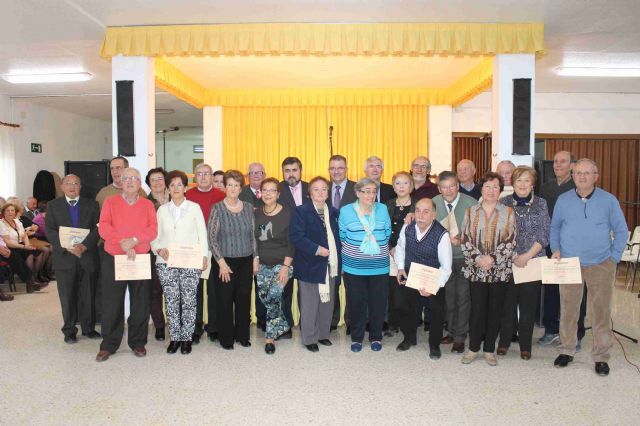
414, 222, 434, 240
65, 195, 80, 204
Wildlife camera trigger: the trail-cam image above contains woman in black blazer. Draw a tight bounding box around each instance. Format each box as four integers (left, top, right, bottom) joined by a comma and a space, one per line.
289, 177, 341, 352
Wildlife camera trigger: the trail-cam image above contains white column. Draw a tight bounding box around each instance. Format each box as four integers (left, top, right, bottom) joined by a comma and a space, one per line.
111, 56, 156, 189
428, 105, 453, 173
203, 106, 223, 170
491, 54, 536, 169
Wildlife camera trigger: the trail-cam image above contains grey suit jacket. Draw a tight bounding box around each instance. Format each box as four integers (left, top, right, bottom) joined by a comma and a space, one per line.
45, 196, 100, 271
328, 179, 357, 211
278, 181, 309, 212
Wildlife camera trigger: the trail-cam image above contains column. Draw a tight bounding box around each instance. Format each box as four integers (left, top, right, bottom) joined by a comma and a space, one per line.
428, 105, 453, 173
203, 106, 223, 171
491, 54, 536, 169
111, 56, 156, 187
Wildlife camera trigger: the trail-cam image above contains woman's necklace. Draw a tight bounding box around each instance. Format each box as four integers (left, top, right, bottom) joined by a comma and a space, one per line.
396, 197, 411, 211
263, 204, 279, 215
224, 198, 241, 211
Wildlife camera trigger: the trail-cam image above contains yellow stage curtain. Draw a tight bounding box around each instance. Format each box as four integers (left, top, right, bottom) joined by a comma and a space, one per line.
222, 105, 427, 184
101, 23, 545, 58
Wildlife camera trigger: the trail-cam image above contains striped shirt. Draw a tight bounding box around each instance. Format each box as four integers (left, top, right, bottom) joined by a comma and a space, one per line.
338, 202, 391, 275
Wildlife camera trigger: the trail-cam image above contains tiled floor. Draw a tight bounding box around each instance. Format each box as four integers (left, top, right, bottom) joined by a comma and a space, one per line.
1, 279, 639, 425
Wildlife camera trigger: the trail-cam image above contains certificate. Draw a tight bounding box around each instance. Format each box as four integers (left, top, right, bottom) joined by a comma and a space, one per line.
114, 254, 151, 281
201, 256, 212, 279
406, 262, 441, 295
541, 257, 583, 284
512, 257, 542, 284
59, 226, 89, 249
439, 210, 459, 237
167, 243, 203, 269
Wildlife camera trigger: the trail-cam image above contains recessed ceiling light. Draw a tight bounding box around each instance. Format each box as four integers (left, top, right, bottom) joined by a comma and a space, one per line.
1, 72, 93, 84
555, 67, 640, 77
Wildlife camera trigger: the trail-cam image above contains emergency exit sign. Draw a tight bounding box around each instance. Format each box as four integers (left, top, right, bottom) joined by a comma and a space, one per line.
30, 143, 42, 153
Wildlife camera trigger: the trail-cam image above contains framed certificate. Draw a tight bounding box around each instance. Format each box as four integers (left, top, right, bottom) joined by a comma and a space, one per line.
167, 243, 203, 269
59, 226, 90, 249
512, 257, 542, 284
406, 262, 441, 295
114, 254, 151, 281
541, 257, 582, 284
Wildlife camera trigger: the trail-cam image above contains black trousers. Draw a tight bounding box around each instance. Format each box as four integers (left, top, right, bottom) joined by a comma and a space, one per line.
1, 250, 33, 283
395, 283, 446, 348
99, 253, 152, 353
254, 275, 266, 324
195, 261, 219, 336
499, 281, 540, 352
469, 281, 508, 353
55, 262, 96, 337
149, 253, 165, 329
387, 276, 401, 329
215, 256, 253, 346
344, 273, 387, 343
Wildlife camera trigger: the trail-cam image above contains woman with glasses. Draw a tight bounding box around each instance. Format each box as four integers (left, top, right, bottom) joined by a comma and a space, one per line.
460, 172, 516, 366
290, 177, 341, 352
497, 166, 550, 360
339, 178, 392, 352
151, 170, 208, 355
207, 170, 257, 350
254, 177, 294, 354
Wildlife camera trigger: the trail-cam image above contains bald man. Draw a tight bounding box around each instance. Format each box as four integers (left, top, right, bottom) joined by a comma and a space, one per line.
496, 160, 516, 198
394, 198, 452, 360
456, 159, 481, 200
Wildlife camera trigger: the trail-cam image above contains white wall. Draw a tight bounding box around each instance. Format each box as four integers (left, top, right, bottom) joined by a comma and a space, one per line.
453, 92, 640, 135
0, 95, 16, 197
10, 99, 112, 199
155, 127, 204, 173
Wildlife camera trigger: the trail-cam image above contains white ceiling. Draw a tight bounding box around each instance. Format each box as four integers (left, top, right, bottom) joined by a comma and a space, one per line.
1, 0, 639, 127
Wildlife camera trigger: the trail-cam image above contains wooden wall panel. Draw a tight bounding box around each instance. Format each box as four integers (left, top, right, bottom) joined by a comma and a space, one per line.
452, 134, 492, 179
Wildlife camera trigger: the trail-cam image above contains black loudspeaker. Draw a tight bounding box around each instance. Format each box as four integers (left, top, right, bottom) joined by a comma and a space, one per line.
64, 161, 110, 200
513, 78, 532, 155
116, 80, 135, 156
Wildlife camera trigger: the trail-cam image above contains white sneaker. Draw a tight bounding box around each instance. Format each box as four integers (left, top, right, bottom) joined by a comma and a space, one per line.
462, 350, 478, 364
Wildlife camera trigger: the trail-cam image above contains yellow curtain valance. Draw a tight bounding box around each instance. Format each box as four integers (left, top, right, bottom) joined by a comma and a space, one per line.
102, 23, 545, 58
446, 57, 494, 107
155, 58, 208, 108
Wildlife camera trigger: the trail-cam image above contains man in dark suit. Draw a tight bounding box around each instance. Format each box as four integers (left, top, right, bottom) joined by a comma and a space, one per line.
364, 156, 394, 203
278, 157, 309, 330
327, 154, 356, 329
45, 174, 101, 343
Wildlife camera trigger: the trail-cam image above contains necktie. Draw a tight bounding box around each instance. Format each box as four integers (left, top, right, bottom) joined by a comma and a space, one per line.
69, 200, 77, 206
333, 186, 342, 208
447, 203, 453, 213
255, 189, 261, 199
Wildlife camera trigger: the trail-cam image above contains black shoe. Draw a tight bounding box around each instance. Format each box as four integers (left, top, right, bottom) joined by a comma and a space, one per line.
346, 325, 351, 335
554, 354, 574, 368
236, 340, 251, 347
64, 335, 77, 344
181, 341, 192, 355
192, 333, 201, 344
155, 328, 165, 341
382, 321, 389, 332
330, 325, 337, 331
167, 341, 181, 354
265, 343, 276, 355
208, 332, 218, 342
305, 344, 319, 352
429, 346, 442, 360
511, 333, 519, 343
396, 340, 412, 352
318, 339, 332, 346
595, 362, 610, 376
82, 330, 101, 339
423, 322, 431, 332
257, 321, 266, 332
221, 343, 234, 350
276, 330, 292, 341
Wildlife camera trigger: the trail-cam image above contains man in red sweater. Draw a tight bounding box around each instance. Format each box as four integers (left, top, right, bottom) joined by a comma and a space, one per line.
95, 167, 157, 362
186, 162, 225, 344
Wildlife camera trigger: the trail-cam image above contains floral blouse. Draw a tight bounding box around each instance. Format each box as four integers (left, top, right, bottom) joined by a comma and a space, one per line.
460, 203, 516, 283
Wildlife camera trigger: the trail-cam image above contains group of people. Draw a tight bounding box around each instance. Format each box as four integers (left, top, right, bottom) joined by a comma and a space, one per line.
0, 150, 628, 377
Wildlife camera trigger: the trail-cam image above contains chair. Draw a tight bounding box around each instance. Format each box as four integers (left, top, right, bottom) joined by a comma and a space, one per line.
621, 226, 640, 291
0, 260, 17, 292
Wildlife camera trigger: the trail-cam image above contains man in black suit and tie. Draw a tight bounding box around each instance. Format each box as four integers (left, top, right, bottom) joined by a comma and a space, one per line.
239, 162, 266, 208
45, 174, 101, 343
327, 154, 357, 329
278, 157, 308, 331
365, 156, 395, 203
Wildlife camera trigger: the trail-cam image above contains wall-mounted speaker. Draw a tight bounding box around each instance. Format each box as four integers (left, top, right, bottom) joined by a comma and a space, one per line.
513, 78, 532, 155
115, 80, 135, 156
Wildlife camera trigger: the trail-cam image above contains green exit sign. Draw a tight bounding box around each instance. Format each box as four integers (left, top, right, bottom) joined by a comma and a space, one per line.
30, 143, 42, 153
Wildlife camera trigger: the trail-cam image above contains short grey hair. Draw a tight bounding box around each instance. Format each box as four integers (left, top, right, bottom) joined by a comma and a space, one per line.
122, 167, 141, 179
62, 174, 81, 184
575, 158, 598, 173
354, 177, 379, 193
194, 163, 213, 174
496, 160, 516, 171
247, 162, 265, 172
364, 156, 384, 170
412, 156, 432, 170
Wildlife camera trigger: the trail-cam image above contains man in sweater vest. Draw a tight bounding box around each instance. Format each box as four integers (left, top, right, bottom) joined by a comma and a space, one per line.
395, 198, 452, 360
433, 171, 478, 354
550, 158, 627, 376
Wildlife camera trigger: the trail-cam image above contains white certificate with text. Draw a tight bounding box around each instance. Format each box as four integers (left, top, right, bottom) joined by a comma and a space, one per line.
114, 254, 151, 281
541, 257, 582, 284
439, 210, 459, 238
512, 257, 542, 284
59, 226, 90, 249
406, 262, 441, 295
167, 243, 203, 269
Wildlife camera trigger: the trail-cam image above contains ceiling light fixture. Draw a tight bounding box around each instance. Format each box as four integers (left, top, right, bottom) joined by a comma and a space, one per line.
1, 72, 93, 84
555, 67, 640, 77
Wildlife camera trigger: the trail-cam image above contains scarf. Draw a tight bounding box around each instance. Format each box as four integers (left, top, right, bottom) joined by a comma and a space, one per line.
317, 203, 338, 303
354, 201, 380, 255
512, 192, 533, 206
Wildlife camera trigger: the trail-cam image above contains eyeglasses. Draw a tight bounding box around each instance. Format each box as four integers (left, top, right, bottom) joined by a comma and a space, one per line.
574, 171, 596, 177
261, 189, 278, 194
358, 190, 377, 195
482, 185, 500, 191
122, 176, 141, 182
63, 182, 80, 187
412, 164, 430, 170
169, 183, 184, 188
196, 172, 212, 177
329, 167, 346, 172
248, 171, 264, 177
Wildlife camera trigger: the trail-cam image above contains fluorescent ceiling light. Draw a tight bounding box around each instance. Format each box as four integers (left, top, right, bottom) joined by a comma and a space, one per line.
555, 67, 640, 77
1, 72, 93, 84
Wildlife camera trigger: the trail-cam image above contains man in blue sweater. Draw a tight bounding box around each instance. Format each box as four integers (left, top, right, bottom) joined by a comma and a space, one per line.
550, 158, 627, 376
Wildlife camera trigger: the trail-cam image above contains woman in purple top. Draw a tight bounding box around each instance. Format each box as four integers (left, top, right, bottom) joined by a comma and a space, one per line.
498, 166, 550, 360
